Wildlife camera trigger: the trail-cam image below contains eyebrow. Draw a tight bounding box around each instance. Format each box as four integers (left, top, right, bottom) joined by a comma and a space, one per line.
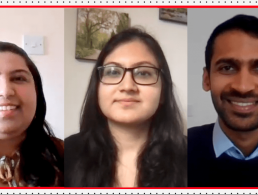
9, 69, 32, 76
214, 58, 241, 67
103, 61, 158, 68
214, 58, 258, 67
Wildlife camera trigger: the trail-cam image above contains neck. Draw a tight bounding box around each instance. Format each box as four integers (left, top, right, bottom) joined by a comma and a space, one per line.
219, 118, 258, 157
0, 132, 26, 157
108, 120, 149, 155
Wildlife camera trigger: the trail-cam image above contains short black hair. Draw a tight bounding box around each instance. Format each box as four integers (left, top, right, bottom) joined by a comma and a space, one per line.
205, 14, 258, 72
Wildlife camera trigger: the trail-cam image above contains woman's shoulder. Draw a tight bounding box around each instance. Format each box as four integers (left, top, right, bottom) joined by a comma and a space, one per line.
64, 133, 84, 186
64, 133, 82, 148
51, 136, 64, 146
64, 133, 83, 156
65, 132, 81, 142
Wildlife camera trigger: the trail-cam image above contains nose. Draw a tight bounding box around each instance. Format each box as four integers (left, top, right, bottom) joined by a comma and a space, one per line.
231, 68, 256, 94
0, 77, 15, 98
118, 71, 138, 92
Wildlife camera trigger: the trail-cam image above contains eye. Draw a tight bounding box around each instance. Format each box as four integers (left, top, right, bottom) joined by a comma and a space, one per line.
11, 76, 28, 83
103, 67, 123, 77
218, 64, 237, 74
134, 67, 156, 78
136, 71, 151, 77
253, 64, 258, 72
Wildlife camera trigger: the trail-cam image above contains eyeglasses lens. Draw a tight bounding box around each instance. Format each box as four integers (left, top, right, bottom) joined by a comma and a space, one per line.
99, 66, 159, 85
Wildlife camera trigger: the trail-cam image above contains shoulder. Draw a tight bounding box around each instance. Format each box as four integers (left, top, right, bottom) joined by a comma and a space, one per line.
65, 133, 82, 150
188, 123, 215, 140
64, 133, 84, 186
187, 123, 215, 156
51, 137, 64, 148
187, 123, 216, 186
64, 133, 83, 164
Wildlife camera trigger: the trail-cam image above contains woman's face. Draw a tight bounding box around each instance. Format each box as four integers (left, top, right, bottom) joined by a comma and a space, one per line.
98, 40, 162, 125
0, 52, 37, 139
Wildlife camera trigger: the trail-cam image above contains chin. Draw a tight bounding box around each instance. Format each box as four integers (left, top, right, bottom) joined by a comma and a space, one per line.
0, 124, 24, 135
110, 115, 148, 125
223, 116, 258, 132
0, 126, 16, 133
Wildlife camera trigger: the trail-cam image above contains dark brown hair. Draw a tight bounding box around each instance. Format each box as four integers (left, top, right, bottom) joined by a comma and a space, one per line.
0, 42, 63, 186
65, 28, 187, 187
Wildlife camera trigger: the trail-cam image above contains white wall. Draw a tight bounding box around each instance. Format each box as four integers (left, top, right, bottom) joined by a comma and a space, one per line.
0, 8, 64, 139
187, 8, 258, 128
64, 8, 187, 138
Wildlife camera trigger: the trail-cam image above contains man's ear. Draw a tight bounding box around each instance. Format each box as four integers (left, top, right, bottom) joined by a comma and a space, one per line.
202, 67, 211, 92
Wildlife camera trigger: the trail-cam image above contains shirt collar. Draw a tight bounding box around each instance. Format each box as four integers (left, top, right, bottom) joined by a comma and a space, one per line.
212, 119, 234, 158
212, 119, 258, 160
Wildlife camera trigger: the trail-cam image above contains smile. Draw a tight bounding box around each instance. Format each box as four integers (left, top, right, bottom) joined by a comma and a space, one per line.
0, 106, 17, 111
226, 99, 258, 114
231, 102, 255, 107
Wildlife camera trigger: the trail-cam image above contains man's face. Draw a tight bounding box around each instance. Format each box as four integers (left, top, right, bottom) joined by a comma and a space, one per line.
203, 30, 258, 131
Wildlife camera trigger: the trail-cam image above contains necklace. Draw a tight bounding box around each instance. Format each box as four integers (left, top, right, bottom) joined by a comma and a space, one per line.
0, 153, 19, 187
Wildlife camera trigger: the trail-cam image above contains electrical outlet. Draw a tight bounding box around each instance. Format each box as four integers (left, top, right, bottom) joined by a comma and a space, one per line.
23, 35, 44, 55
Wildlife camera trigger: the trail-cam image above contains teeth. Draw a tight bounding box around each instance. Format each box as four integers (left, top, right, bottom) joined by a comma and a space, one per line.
0, 106, 17, 111
232, 102, 255, 107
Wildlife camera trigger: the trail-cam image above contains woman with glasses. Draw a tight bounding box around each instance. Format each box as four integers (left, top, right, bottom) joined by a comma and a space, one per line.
65, 28, 187, 187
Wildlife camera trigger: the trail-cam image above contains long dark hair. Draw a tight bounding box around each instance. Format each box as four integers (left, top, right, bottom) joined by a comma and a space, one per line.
0, 42, 63, 186
71, 28, 186, 187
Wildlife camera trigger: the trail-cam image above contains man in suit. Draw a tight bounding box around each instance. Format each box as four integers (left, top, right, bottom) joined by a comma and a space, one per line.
188, 14, 258, 187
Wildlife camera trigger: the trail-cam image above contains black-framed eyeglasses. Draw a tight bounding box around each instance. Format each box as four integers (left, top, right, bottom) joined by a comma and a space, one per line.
97, 66, 162, 85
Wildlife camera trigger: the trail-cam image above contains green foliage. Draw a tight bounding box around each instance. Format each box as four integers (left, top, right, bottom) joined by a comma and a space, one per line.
77, 8, 114, 49
96, 32, 109, 50
76, 34, 86, 48
111, 30, 115, 37
116, 13, 129, 34
176, 8, 187, 13
163, 8, 187, 14
76, 47, 95, 58
76, 9, 129, 57
76, 8, 116, 54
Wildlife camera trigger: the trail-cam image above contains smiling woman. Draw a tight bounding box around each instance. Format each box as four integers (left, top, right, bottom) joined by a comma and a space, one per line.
0, 42, 64, 187
65, 28, 187, 187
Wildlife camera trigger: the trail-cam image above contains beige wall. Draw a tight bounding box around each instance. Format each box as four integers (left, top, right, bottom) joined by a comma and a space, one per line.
64, 8, 187, 137
1, 8, 64, 139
